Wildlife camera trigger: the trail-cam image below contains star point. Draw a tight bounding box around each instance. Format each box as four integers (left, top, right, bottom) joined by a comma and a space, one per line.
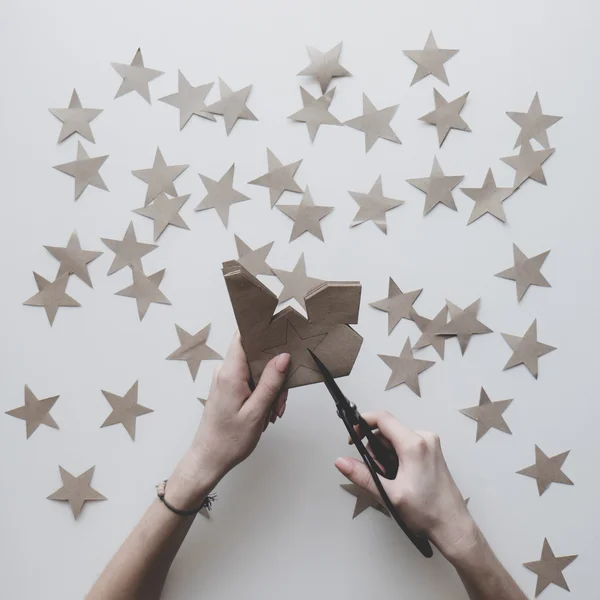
44, 231, 103, 287
23, 272, 80, 325
288, 86, 342, 142
249, 149, 302, 208
276, 186, 333, 242
403, 31, 458, 86
412, 306, 449, 359
370, 278, 421, 334
507, 92, 562, 149
206, 78, 257, 135
378, 338, 435, 396
115, 267, 171, 320
132, 147, 188, 206
6, 385, 59, 439
344, 94, 400, 152
167, 324, 222, 381
100, 381, 153, 440
349, 175, 404, 234
273, 254, 324, 311
101, 222, 157, 275
47, 466, 106, 519
297, 42, 350, 93
524, 539, 577, 597
234, 235, 274, 277
461, 169, 514, 225
495, 244, 550, 301
501, 140, 555, 189
502, 319, 556, 378
341, 483, 389, 519
111, 48, 163, 104
437, 299, 492, 355
419, 89, 470, 147
459, 388, 512, 442
517, 445, 573, 496
49, 89, 103, 143
133, 192, 190, 241
407, 156, 463, 215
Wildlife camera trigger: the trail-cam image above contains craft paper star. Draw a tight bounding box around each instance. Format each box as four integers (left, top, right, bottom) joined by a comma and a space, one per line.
273, 254, 324, 311
133, 193, 190, 241
297, 42, 350, 93
101, 381, 153, 440
412, 306, 449, 359
524, 539, 577, 597
349, 176, 404, 234
248, 149, 302, 208
111, 48, 163, 104
500, 140, 555, 189
420, 89, 470, 147
44, 231, 102, 287
517, 446, 573, 496
167, 323, 222, 381
437, 299, 492, 355
198, 397, 207, 406
101, 222, 157, 275
159, 71, 215, 129
378, 339, 435, 396
370, 278, 421, 334
461, 169, 514, 225
495, 244, 551, 301
5, 385, 59, 439
459, 388, 513, 442
407, 157, 463, 215
115, 268, 171, 320
47, 466, 106, 519
23, 273, 80, 325
49, 89, 102, 144
507, 93, 562, 149
344, 94, 400, 152
502, 319, 556, 378
132, 147, 188, 206
288, 87, 342, 142
403, 31, 458, 86
234, 235, 273, 277
277, 187, 333, 242
341, 483, 388, 519
207, 78, 257, 135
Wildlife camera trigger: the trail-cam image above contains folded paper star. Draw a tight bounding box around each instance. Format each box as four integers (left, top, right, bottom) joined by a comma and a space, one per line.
412, 306, 449, 359
500, 140, 554, 189
344, 94, 400, 152
420, 89, 470, 147
437, 299, 492, 355
349, 176, 404, 234
501, 319, 556, 378
517, 446, 573, 496
461, 169, 514, 225
23, 273, 80, 325
273, 254, 323, 311
524, 539, 577, 597
159, 71, 215, 129
167, 324, 222, 381
207, 78, 257, 135
378, 338, 435, 396
403, 31, 458, 86
101, 381, 153, 440
115, 267, 171, 320
507, 93, 562, 149
341, 483, 388, 519
49, 89, 102, 144
234, 235, 274, 277
6, 385, 59, 439
459, 388, 512, 442
370, 278, 421, 334
248, 149, 302, 208
495, 244, 551, 301
407, 157, 463, 215
111, 48, 163, 104
288, 87, 342, 142
297, 43, 350, 93
44, 231, 102, 287
47, 466, 106, 519
133, 193, 190, 241
101, 222, 157, 275
276, 186, 333, 242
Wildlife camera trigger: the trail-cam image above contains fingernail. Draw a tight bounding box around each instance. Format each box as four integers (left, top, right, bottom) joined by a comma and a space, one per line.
275, 353, 291, 373
334, 457, 352, 475
277, 403, 285, 418
281, 402, 287, 417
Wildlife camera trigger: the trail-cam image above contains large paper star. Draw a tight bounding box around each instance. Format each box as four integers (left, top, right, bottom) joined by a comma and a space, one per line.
507, 93, 562, 149
495, 244, 551, 301
297, 42, 350, 93
344, 94, 400, 152
273, 254, 324, 311
517, 446, 573, 496
207, 78, 257, 135
370, 278, 421, 334
248, 149, 302, 208
412, 306, 449, 359
5, 385, 59, 439
23, 273, 80, 325
234, 235, 273, 277
407, 157, 463, 215
378, 338, 435, 396
133, 193, 190, 241
276, 187, 333, 242
47, 466, 106, 519
524, 539, 577, 597
500, 140, 555, 189
166, 323, 222, 381
101, 222, 157, 275
459, 388, 512, 442
420, 89, 470, 147
403, 31, 458, 86
49, 89, 102, 144
437, 299, 492, 355
111, 48, 163, 104
341, 483, 389, 519
101, 381, 153, 440
288, 87, 342, 142
501, 319, 556, 378
461, 169, 514, 225
349, 176, 404, 234
159, 71, 215, 129
132, 147, 188, 206
115, 268, 171, 320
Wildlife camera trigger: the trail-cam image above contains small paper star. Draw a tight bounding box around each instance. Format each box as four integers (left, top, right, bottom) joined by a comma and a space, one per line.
437, 299, 492, 355
198, 397, 207, 406
507, 93, 562, 149
461, 169, 514, 225
248, 149, 302, 208
502, 319, 556, 378
349, 176, 404, 234
500, 140, 555, 189
273, 254, 324, 311
370, 278, 422, 335
378, 338, 435, 396
111, 48, 163, 104
407, 157, 463, 215
167, 323, 222, 381
115, 268, 171, 320
132, 147, 188, 206
206, 78, 257, 135
297, 42, 350, 93
495, 244, 551, 301
459, 388, 512, 442
47, 466, 106, 519
412, 306, 449, 359
341, 483, 389, 519
5, 385, 59, 439
277, 186, 333, 242
517, 446, 573, 496
403, 31, 458, 86
234, 235, 274, 277
133, 193, 190, 241
420, 89, 470, 147
288, 87, 342, 142
344, 94, 400, 152
100, 381, 153, 440
101, 222, 157, 275
524, 539, 577, 597
23, 273, 80, 325
49, 89, 102, 144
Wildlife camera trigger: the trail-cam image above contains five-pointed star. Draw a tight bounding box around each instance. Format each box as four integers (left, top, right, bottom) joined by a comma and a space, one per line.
524, 539, 577, 597
412, 306, 449, 359
378, 338, 435, 396
407, 157, 464, 215
297, 42, 351, 93
132, 147, 189, 206
101, 222, 157, 275
166, 323, 222, 381
344, 94, 400, 152
101, 381, 153, 440
234, 235, 274, 277
159, 70, 216, 129
133, 193, 190, 241
437, 299, 492, 355
49, 89, 103, 144
349, 176, 404, 234
461, 169, 514, 225
495, 244, 551, 301
44, 231, 103, 288
502, 319, 556, 378
459, 388, 513, 442
341, 483, 389, 519
507, 93, 562, 149
248, 148, 302, 208
115, 267, 171, 320
54, 141, 109, 201
403, 31, 459, 86
517, 445, 573, 496
420, 89, 470, 147
500, 140, 555, 189
370, 278, 422, 334
111, 48, 163, 104
47, 466, 106, 519
276, 186, 333, 242
6, 385, 59, 439
23, 273, 80, 325
273, 254, 324, 311
206, 78, 257, 135
288, 87, 342, 142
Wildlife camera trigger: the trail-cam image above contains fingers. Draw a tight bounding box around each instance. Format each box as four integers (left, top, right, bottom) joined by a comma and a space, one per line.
334, 457, 385, 502
358, 411, 422, 455
219, 331, 250, 380
244, 353, 290, 419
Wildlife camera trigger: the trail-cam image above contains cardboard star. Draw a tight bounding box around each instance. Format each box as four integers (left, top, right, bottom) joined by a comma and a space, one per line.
49, 89, 102, 143
403, 31, 458, 86
276, 187, 333, 242
101, 222, 157, 275
133, 193, 190, 241
111, 48, 163, 104
507, 93, 562, 149
407, 157, 463, 215
517, 446, 573, 496
115, 267, 171, 320
370, 278, 421, 334
288, 87, 342, 142
132, 147, 188, 206
248, 149, 302, 208
344, 94, 400, 152
198, 397, 207, 406
500, 140, 555, 189
23, 273, 80, 325
273, 254, 324, 311
461, 169, 514, 225
349, 176, 404, 235
297, 42, 350, 93
420, 89, 470, 147
459, 388, 512, 442
437, 299, 492, 355
412, 306, 449, 359
496, 244, 551, 301
378, 338, 435, 396
47, 466, 106, 519
524, 539, 577, 597
206, 78, 257, 135
167, 323, 222, 381
44, 231, 102, 287
341, 483, 388, 519
6, 385, 59, 439
502, 319, 556, 378
101, 381, 153, 440
159, 71, 216, 129
234, 235, 273, 277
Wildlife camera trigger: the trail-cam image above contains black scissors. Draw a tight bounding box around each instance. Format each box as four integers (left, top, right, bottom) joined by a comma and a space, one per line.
308, 349, 433, 558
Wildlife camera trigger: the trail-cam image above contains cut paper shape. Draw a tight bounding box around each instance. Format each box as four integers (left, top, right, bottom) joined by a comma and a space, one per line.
507, 93, 562, 149
341, 483, 389, 519
500, 140, 555, 189
524, 539, 577, 598
437, 299, 492, 355
349, 176, 404, 234
276, 186, 333, 242
198, 397, 207, 406
407, 157, 463, 215
248, 149, 302, 208
344, 94, 400, 152
44, 231, 102, 288
288, 87, 342, 142
369, 278, 421, 334
412, 306, 449, 359
419, 89, 470, 147
234, 235, 274, 277
159, 71, 215, 129
495, 244, 551, 301
297, 42, 350, 93
501, 319, 556, 378
206, 78, 257, 135
167, 324, 222, 381
115, 267, 171, 320
378, 338, 435, 396
459, 388, 512, 442
403, 31, 458, 86
273, 253, 324, 311
49, 89, 102, 144
133, 193, 190, 241
5, 385, 59, 439
132, 147, 188, 206
23, 273, 80, 325
306, 282, 361, 325
517, 446, 573, 496
111, 48, 163, 104
47, 466, 106, 519
101, 222, 157, 275
461, 169, 514, 225
101, 381, 153, 440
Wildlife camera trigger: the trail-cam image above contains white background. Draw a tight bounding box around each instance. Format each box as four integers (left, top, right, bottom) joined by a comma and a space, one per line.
0, 0, 597, 598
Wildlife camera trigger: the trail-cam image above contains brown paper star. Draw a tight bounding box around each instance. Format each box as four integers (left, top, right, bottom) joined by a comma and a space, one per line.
412, 306, 449, 359
407, 157, 464, 215
524, 539, 577, 597
167, 323, 222, 381
437, 299, 492, 355
349, 176, 404, 234
403, 31, 458, 86
297, 42, 350, 93
276, 186, 333, 242
517, 446, 573, 496
495, 244, 551, 301
234, 235, 273, 277
206, 78, 257, 135
111, 48, 163, 104
341, 483, 389, 519
132, 147, 188, 206
273, 254, 323, 311
6, 385, 59, 439
370, 278, 421, 334
49, 89, 103, 144
248, 148, 302, 208
47, 466, 106, 519
344, 94, 400, 152
378, 339, 435, 396
459, 388, 512, 442
461, 169, 514, 225
115, 268, 171, 320
502, 319, 556, 378
23, 273, 80, 325
101, 381, 153, 440
133, 193, 190, 241
288, 87, 342, 142
159, 70, 215, 129
101, 222, 157, 275
500, 140, 555, 189
507, 93, 562, 149
419, 89, 470, 147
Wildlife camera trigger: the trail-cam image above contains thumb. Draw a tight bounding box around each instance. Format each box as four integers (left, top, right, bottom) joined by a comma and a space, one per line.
335, 457, 386, 502
247, 353, 290, 415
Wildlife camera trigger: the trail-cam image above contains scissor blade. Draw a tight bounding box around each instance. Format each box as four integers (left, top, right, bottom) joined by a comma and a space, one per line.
307, 349, 346, 405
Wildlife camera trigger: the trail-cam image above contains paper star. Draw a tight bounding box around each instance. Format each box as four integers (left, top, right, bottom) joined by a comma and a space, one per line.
234, 235, 273, 277
517, 446, 573, 496
288, 87, 342, 142
297, 42, 350, 93
49, 89, 102, 144
101, 222, 157, 275
23, 273, 80, 325
207, 78, 257, 135
412, 306, 449, 359
167, 323, 222, 381
461, 169, 514, 225
344, 94, 400, 152
198, 397, 207, 406
47, 466, 106, 519
500, 140, 555, 189
496, 244, 551, 301
276, 187, 333, 242
378, 338, 435, 396
133, 193, 190, 241
420, 89, 470, 147
101, 381, 153, 440
159, 71, 215, 129
273, 254, 323, 311
349, 176, 404, 234
507, 93, 562, 149
403, 31, 458, 86
524, 539, 577, 597
370, 278, 421, 334
407, 157, 463, 215
248, 149, 302, 208
437, 299, 492, 355
111, 48, 163, 104
459, 388, 512, 442
115, 268, 171, 320
6, 385, 59, 439
132, 147, 188, 206
502, 319, 556, 378
341, 483, 388, 519
44, 231, 102, 288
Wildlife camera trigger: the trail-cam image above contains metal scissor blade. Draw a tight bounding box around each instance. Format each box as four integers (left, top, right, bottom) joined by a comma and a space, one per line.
307, 349, 347, 407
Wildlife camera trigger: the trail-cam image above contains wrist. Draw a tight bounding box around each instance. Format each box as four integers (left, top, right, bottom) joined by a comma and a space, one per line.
430, 514, 483, 565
